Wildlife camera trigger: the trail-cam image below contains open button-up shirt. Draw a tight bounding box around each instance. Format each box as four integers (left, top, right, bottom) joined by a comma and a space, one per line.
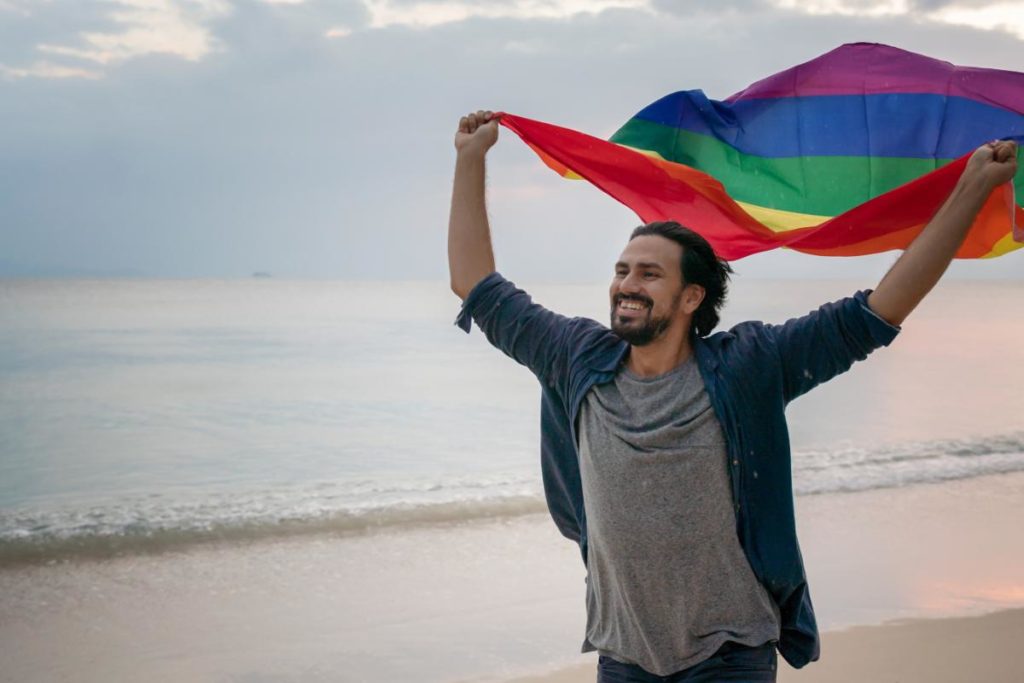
455, 272, 900, 669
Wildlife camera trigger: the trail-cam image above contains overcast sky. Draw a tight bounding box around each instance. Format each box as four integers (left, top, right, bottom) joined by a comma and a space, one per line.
1, 0, 1022, 281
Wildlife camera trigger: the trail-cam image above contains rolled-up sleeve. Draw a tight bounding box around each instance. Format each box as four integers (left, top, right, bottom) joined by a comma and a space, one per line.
857, 292, 903, 345
454, 272, 580, 386
454, 272, 507, 333
770, 289, 900, 404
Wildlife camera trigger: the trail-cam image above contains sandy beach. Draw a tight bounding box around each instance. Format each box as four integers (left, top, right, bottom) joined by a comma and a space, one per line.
505, 607, 1024, 682
3, 471, 1024, 682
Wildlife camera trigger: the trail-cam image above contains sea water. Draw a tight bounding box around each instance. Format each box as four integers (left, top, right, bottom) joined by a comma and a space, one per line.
3, 277, 1024, 682
2, 277, 1024, 561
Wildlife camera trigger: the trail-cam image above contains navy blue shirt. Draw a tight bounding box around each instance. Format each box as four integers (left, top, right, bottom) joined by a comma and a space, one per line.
455, 272, 900, 669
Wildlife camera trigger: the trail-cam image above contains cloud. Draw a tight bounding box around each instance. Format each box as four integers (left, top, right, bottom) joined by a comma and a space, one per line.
325, 25, 353, 37
912, 0, 1016, 8
927, 1, 1024, 39
0, 60, 103, 80
36, 0, 231, 66
502, 38, 547, 53
772, 0, 912, 16
362, 0, 651, 29
0, 0, 233, 80
765, 0, 1024, 40
5, 0, 1022, 85
0, 0, 29, 14
0, 0, 1021, 280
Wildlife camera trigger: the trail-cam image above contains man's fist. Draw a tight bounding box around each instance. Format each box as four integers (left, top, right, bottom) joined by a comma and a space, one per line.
455, 110, 499, 156
964, 139, 1018, 191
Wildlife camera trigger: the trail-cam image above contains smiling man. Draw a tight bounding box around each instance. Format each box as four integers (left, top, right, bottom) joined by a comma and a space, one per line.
448, 110, 1018, 682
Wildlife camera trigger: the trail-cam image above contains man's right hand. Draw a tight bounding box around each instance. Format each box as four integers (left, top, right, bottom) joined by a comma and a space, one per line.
455, 110, 499, 156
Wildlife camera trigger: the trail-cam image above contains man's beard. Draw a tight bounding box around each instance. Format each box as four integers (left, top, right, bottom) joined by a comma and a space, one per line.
610, 293, 677, 346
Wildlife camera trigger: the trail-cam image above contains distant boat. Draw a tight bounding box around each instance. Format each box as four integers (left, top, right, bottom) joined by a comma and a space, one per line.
251, 272, 272, 278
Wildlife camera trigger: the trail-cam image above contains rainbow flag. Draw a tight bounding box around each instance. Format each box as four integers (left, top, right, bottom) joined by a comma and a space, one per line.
499, 43, 1023, 260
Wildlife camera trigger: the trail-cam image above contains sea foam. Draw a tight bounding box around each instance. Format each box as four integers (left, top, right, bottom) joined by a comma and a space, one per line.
3, 432, 1023, 564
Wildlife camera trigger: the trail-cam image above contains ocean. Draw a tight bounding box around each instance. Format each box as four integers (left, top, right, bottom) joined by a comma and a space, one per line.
2, 277, 1024, 563
3, 277, 1024, 682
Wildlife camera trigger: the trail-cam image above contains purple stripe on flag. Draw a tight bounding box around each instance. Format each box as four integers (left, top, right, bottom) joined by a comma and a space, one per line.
725, 43, 1024, 115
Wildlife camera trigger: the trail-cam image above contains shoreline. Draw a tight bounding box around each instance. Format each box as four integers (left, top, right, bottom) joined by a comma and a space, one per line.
3, 472, 1024, 682
6, 443, 1024, 569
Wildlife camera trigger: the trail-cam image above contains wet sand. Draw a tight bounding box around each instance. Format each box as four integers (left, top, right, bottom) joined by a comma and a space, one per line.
504, 607, 1024, 682
3, 473, 1024, 682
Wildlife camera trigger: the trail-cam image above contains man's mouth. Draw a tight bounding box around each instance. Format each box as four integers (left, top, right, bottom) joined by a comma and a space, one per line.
615, 297, 651, 314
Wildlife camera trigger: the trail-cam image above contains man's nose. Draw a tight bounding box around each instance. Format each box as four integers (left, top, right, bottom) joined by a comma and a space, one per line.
620, 272, 642, 293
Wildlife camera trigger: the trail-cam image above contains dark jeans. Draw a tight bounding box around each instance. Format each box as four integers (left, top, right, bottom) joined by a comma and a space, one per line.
597, 641, 778, 682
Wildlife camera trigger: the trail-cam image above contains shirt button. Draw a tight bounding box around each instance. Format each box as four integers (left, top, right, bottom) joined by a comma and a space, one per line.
732, 459, 739, 467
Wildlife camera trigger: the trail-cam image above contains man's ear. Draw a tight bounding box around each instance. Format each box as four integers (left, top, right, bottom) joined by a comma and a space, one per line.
682, 284, 705, 315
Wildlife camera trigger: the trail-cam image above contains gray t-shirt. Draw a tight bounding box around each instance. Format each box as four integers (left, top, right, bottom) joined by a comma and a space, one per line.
578, 357, 780, 675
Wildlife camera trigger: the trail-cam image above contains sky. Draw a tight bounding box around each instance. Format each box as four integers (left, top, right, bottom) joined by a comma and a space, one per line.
1, 0, 1023, 281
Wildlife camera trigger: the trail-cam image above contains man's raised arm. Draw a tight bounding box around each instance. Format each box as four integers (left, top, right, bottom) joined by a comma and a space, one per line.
867, 140, 1019, 326
449, 110, 500, 300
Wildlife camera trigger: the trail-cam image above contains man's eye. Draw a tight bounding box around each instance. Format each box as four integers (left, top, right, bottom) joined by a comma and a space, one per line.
643, 272, 657, 279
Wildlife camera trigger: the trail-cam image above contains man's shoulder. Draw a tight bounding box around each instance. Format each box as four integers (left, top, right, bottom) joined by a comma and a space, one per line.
701, 320, 775, 351
695, 320, 782, 377
700, 289, 882, 352
566, 315, 615, 340
564, 317, 626, 361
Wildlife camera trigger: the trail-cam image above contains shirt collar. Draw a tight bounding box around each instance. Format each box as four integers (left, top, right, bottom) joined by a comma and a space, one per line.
586, 335, 718, 374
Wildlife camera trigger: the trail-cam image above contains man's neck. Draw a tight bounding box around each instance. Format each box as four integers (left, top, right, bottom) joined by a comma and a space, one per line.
625, 330, 694, 378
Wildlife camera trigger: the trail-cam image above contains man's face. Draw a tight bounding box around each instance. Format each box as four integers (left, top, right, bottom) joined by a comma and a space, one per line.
609, 235, 689, 346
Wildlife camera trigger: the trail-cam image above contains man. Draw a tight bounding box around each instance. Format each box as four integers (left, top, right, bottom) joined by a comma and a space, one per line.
448, 109, 1018, 682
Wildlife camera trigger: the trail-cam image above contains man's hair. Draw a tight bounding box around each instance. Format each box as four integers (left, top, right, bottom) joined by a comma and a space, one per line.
629, 221, 733, 337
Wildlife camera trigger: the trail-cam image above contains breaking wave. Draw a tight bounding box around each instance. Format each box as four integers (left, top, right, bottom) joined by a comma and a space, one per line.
4, 433, 1023, 565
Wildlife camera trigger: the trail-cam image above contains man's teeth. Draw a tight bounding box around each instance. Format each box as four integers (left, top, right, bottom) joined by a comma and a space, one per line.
619, 301, 646, 310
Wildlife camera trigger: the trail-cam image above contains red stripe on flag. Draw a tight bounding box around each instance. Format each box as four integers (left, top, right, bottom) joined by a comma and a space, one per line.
497, 113, 1016, 260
